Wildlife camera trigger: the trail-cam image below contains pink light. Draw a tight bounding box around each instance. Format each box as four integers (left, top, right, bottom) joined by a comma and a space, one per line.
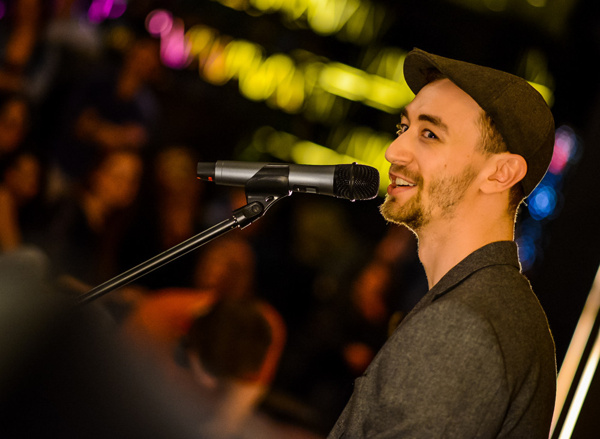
109, 0, 127, 19
159, 18, 191, 69
146, 9, 173, 37
88, 0, 127, 23
145, 9, 192, 70
0, 1, 6, 20
88, 0, 112, 23
548, 143, 568, 175
549, 127, 577, 175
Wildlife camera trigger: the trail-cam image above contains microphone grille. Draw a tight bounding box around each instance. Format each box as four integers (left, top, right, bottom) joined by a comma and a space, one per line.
334, 164, 380, 200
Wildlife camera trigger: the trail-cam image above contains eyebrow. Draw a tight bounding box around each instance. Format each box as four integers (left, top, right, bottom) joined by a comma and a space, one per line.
400, 108, 449, 134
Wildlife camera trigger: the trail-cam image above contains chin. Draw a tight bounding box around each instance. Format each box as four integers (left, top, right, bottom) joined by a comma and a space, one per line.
379, 195, 425, 232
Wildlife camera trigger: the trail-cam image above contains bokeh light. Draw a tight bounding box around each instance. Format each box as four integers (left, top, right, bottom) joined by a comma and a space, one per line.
146, 10, 191, 69
215, 0, 388, 45
517, 234, 537, 271
160, 18, 192, 69
529, 184, 558, 221
109, 0, 127, 19
88, 0, 128, 23
145, 9, 173, 37
517, 124, 581, 271
517, 218, 543, 271
550, 125, 580, 175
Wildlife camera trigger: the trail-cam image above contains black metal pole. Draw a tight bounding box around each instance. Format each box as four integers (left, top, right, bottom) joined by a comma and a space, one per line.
77, 216, 240, 305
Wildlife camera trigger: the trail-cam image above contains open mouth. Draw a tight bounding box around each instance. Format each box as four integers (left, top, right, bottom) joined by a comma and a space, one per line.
390, 176, 417, 188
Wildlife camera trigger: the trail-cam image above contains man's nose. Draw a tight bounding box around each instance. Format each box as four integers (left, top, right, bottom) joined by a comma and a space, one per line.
384, 134, 413, 165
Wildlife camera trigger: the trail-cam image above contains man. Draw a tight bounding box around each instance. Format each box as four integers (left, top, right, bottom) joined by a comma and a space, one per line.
328, 48, 557, 438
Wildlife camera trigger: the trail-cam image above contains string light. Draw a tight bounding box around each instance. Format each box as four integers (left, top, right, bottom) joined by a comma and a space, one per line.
210, 0, 389, 45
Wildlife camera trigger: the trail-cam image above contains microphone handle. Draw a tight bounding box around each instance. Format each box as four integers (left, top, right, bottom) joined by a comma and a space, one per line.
197, 161, 380, 200
197, 161, 337, 195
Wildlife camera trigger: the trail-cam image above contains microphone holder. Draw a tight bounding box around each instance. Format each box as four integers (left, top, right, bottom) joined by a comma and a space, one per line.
77, 165, 292, 305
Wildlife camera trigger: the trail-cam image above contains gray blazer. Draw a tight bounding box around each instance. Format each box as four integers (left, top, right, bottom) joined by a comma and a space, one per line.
328, 241, 556, 438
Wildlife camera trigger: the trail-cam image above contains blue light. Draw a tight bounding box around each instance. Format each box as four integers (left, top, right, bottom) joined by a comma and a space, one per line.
517, 235, 537, 271
528, 184, 557, 220
520, 217, 543, 241
541, 171, 562, 188
516, 125, 581, 272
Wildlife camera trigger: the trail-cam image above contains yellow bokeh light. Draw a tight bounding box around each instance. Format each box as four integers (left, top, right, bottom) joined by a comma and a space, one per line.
319, 63, 369, 101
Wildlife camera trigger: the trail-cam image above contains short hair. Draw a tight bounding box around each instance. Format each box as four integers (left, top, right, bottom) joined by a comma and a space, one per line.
185, 299, 272, 381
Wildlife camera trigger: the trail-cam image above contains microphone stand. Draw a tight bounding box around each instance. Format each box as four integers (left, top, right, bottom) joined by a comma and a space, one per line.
77, 165, 292, 306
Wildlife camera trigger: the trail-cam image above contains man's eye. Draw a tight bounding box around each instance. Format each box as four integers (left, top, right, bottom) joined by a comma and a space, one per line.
396, 123, 408, 135
423, 130, 437, 139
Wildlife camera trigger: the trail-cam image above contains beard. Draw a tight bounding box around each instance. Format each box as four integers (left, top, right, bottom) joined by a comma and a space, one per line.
380, 189, 427, 232
379, 165, 478, 232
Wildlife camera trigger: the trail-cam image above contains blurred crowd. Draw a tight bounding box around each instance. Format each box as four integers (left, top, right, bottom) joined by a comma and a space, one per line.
0, 1, 428, 437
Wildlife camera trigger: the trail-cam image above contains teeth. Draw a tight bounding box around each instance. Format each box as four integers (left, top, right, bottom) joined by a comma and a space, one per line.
394, 177, 416, 187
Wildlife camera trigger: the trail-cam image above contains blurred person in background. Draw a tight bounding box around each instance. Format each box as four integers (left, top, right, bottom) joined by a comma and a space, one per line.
44, 149, 143, 293
370, 225, 428, 321
0, 149, 41, 252
121, 236, 314, 437
0, 149, 48, 311
123, 232, 261, 352
180, 298, 321, 439
53, 34, 162, 184
0, 91, 31, 157
193, 233, 257, 301
0, 0, 42, 93
0, 91, 52, 252
118, 145, 207, 290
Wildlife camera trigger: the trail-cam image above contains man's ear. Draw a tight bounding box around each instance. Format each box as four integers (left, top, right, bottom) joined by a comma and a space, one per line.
480, 153, 527, 194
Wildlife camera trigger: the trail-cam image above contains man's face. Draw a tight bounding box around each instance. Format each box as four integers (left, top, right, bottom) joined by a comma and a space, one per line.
380, 78, 487, 231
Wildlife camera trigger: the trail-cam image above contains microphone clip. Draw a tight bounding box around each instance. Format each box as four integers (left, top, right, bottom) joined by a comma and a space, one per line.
233, 164, 292, 228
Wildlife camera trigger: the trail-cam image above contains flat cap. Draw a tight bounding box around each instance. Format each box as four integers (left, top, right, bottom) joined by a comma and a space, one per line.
403, 48, 555, 197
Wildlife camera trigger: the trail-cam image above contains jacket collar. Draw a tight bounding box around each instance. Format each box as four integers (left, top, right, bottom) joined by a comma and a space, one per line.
428, 240, 521, 301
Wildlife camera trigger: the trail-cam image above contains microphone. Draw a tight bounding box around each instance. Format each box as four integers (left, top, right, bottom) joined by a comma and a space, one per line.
197, 161, 380, 201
